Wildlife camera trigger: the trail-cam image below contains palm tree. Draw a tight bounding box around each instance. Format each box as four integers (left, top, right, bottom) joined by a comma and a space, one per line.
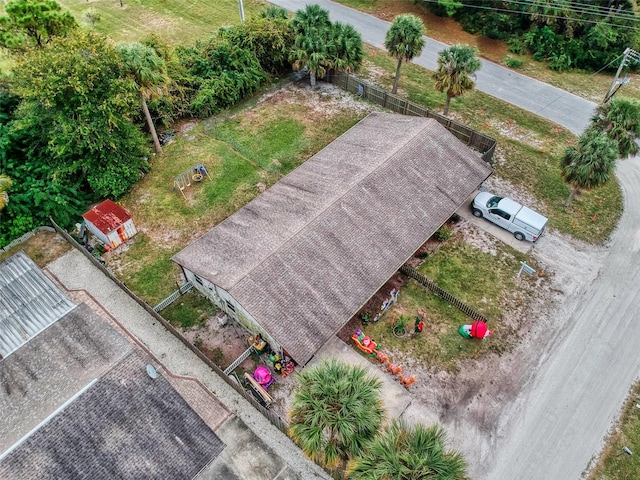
561, 128, 618, 207
0, 174, 11, 210
432, 44, 481, 115
384, 14, 426, 94
348, 419, 468, 480
591, 97, 640, 158
328, 22, 363, 74
289, 358, 385, 477
118, 42, 169, 154
290, 4, 332, 87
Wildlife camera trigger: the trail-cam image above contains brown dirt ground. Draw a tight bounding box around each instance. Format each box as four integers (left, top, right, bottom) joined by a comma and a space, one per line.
356, 0, 509, 62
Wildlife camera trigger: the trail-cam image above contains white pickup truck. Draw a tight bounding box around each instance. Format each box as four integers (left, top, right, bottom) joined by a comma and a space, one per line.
472, 192, 548, 242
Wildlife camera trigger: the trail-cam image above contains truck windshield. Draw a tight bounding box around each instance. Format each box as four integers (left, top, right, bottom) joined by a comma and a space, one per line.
487, 196, 503, 208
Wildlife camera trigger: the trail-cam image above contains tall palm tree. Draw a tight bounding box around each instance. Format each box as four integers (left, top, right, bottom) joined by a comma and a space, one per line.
432, 44, 481, 116
348, 419, 468, 480
289, 358, 385, 477
290, 4, 332, 87
118, 42, 169, 154
384, 14, 426, 94
561, 128, 617, 207
328, 22, 363, 75
0, 174, 11, 210
591, 97, 640, 158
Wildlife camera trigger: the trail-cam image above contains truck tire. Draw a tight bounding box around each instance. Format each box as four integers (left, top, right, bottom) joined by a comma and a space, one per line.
472, 208, 483, 218
514, 232, 525, 241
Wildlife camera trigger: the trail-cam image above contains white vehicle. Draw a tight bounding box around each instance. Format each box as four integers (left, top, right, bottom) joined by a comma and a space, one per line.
472, 191, 548, 242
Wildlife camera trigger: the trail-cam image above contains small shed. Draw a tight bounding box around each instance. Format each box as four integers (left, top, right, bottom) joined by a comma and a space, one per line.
82, 200, 137, 249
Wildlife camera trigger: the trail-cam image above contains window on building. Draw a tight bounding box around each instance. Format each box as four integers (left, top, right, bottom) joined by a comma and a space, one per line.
226, 300, 236, 312
193, 274, 203, 285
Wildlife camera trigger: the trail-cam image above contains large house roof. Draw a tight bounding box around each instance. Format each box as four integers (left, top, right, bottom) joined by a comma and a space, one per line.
173, 112, 493, 365
0, 251, 75, 358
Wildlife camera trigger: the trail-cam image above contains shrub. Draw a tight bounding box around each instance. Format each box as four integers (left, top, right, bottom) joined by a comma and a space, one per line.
434, 225, 453, 242
504, 56, 524, 69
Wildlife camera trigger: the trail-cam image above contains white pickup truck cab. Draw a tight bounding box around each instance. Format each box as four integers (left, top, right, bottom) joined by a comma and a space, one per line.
472, 191, 548, 242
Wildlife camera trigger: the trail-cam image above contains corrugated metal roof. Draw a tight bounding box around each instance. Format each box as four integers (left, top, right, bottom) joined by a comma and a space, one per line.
82, 200, 132, 234
0, 251, 75, 358
174, 113, 493, 365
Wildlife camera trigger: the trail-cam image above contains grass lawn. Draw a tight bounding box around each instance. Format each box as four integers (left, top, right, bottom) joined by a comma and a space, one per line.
360, 46, 623, 241
589, 381, 640, 479
363, 235, 534, 371
54, 0, 269, 45
114, 88, 370, 303
161, 290, 218, 329
334, 0, 640, 102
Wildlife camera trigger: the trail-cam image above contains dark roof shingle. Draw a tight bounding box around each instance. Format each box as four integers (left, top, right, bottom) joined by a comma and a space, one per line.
174, 113, 492, 364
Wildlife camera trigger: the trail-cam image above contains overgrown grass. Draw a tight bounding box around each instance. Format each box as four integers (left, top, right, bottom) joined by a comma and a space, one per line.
364, 237, 532, 371
53, 0, 269, 45
589, 381, 640, 479
116, 94, 365, 302
161, 290, 218, 329
0, 231, 71, 267
362, 46, 623, 242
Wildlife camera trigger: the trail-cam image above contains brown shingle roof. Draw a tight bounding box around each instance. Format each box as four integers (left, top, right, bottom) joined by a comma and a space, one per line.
173, 112, 492, 365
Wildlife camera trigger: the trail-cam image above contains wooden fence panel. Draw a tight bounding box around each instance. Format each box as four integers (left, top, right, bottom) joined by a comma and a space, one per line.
326, 73, 496, 163
400, 265, 488, 322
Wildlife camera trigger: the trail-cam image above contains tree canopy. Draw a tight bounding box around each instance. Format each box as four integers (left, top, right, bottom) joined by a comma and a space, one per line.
591, 97, 640, 158
432, 44, 481, 115
561, 128, 618, 206
289, 359, 385, 475
348, 419, 468, 480
0, 0, 76, 50
384, 14, 426, 94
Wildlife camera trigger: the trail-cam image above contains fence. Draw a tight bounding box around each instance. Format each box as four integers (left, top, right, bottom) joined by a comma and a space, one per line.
0, 226, 56, 253
153, 282, 194, 312
326, 73, 497, 163
48, 218, 289, 435
400, 264, 488, 322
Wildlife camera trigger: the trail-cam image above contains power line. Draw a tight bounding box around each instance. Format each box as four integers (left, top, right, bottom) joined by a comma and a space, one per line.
417, 0, 640, 30
451, 0, 638, 20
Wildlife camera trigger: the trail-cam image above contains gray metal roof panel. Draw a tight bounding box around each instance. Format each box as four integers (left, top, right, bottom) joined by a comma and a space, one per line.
0, 251, 75, 358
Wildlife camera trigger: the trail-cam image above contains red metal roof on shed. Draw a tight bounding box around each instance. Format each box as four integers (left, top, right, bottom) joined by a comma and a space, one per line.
82, 200, 131, 234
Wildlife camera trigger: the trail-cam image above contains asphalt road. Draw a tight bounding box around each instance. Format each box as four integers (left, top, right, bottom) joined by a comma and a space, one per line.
270, 1, 640, 478
269, 0, 596, 135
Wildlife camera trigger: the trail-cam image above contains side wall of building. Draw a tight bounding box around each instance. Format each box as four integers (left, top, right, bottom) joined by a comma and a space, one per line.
182, 269, 282, 355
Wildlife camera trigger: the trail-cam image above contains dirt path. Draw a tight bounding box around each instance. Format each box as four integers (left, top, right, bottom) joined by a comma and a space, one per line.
485, 157, 640, 479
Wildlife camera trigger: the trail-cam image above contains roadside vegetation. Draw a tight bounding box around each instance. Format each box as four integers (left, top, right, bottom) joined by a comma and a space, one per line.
0, 2, 633, 476
589, 381, 640, 479
335, 0, 640, 102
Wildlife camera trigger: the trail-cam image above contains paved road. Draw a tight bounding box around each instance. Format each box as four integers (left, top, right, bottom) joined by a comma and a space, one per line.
269, 0, 596, 135
270, 2, 640, 479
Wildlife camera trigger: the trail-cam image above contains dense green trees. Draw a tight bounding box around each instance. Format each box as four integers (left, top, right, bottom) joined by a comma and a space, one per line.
417, 0, 638, 72
432, 44, 481, 115
290, 4, 363, 87
591, 97, 640, 158
0, 174, 11, 210
384, 14, 426, 94
347, 419, 468, 480
0, 0, 77, 49
118, 43, 170, 154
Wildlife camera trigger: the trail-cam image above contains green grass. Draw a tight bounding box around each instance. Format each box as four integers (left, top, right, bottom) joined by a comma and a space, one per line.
589, 381, 640, 479
161, 290, 218, 329
117, 95, 365, 301
362, 47, 623, 242
364, 238, 533, 371
54, 0, 269, 45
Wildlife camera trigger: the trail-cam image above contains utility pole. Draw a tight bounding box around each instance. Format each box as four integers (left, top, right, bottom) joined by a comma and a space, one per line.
238, 0, 245, 22
603, 48, 640, 103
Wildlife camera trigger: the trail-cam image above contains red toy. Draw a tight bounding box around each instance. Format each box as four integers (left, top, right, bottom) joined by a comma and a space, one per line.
352, 329, 378, 356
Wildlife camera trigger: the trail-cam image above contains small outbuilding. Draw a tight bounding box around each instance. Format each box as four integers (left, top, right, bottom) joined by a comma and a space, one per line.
82, 200, 137, 249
